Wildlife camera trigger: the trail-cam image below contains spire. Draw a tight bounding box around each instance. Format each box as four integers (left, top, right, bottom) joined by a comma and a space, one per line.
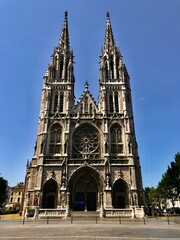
59, 11, 70, 52
104, 12, 115, 53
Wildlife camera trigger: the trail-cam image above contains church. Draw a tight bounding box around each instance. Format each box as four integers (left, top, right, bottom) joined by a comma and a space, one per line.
23, 12, 144, 218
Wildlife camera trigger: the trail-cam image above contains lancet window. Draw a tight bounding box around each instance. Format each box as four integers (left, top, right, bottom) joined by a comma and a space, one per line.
48, 123, 62, 154
109, 92, 113, 112
110, 123, 123, 155
59, 92, 64, 112
52, 91, 64, 113
115, 92, 119, 112
110, 56, 114, 79
59, 55, 64, 79
85, 97, 88, 113
54, 93, 59, 112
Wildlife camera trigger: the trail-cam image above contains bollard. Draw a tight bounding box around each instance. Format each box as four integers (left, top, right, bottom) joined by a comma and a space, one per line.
22, 217, 25, 225
143, 217, 145, 225
47, 216, 49, 224
71, 216, 73, 224
96, 216, 97, 224
119, 216, 121, 224
167, 214, 170, 225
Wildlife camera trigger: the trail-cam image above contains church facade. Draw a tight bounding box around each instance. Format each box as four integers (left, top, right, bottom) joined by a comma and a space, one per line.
23, 12, 144, 218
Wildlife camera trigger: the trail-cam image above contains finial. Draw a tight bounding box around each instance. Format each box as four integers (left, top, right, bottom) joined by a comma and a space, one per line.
84, 81, 89, 91
106, 11, 110, 18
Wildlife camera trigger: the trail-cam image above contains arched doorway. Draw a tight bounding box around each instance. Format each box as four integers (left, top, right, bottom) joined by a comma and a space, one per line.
112, 179, 129, 208
42, 179, 58, 208
68, 166, 101, 211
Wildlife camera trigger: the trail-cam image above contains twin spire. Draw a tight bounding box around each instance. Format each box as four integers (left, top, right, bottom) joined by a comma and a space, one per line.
58, 11, 116, 53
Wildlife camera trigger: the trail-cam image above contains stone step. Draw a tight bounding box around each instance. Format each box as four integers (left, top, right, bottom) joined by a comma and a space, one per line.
71, 211, 99, 218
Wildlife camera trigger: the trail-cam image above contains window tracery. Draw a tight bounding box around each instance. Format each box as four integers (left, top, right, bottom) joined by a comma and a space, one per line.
73, 125, 100, 159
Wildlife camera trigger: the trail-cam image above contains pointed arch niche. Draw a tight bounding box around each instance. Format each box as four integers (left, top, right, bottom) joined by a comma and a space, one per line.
42, 179, 58, 208
112, 179, 129, 208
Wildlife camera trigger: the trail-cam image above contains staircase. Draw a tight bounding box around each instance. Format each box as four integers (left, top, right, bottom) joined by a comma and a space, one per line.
70, 211, 100, 222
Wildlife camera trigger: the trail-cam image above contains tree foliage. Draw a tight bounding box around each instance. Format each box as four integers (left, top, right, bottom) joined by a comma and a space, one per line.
144, 153, 180, 215
157, 152, 180, 208
0, 175, 8, 207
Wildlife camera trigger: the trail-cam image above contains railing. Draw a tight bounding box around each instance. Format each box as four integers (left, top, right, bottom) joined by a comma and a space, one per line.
105, 209, 133, 218
38, 208, 66, 218
68, 159, 105, 165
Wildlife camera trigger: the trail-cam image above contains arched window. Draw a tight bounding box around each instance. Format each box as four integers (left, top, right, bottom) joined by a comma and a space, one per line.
115, 92, 119, 112
49, 123, 62, 154
110, 123, 123, 155
109, 92, 113, 112
59, 92, 64, 112
54, 93, 59, 112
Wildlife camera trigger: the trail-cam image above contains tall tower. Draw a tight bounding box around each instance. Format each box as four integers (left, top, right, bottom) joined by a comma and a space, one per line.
23, 12, 144, 218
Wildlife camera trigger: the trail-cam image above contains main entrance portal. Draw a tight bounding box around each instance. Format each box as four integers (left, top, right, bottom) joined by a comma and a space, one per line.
69, 166, 100, 211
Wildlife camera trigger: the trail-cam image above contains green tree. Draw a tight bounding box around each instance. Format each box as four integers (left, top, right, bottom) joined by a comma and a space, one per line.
0, 175, 8, 208
144, 187, 158, 216
157, 152, 180, 211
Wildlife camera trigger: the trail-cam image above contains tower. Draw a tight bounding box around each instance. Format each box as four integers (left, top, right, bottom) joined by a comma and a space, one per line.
23, 12, 144, 218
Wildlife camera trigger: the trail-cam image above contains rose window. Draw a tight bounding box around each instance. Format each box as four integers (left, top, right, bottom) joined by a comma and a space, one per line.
73, 126, 99, 159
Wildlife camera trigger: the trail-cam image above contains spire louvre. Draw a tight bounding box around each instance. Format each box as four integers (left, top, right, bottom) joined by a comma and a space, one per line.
104, 11, 115, 53
59, 11, 70, 52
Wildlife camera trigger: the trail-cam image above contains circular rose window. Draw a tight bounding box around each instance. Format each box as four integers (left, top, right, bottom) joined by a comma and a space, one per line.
73, 125, 99, 158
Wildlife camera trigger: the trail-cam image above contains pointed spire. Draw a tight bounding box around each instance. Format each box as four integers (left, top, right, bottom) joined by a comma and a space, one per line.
104, 12, 115, 53
59, 11, 70, 52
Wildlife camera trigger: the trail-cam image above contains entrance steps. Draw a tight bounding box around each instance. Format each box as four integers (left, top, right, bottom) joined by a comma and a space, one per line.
71, 211, 99, 218
69, 211, 143, 223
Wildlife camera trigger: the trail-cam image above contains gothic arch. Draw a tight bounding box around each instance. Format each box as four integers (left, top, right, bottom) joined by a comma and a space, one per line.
68, 166, 103, 211
72, 123, 100, 159
112, 178, 129, 208
42, 179, 58, 208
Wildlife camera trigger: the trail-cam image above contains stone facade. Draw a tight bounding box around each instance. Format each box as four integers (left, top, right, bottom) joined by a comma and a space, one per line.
23, 12, 144, 218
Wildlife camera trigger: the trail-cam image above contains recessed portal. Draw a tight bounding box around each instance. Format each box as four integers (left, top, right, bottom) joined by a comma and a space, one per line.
69, 167, 100, 211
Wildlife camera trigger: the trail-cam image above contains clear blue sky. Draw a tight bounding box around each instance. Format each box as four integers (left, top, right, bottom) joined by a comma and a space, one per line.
0, 0, 180, 188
